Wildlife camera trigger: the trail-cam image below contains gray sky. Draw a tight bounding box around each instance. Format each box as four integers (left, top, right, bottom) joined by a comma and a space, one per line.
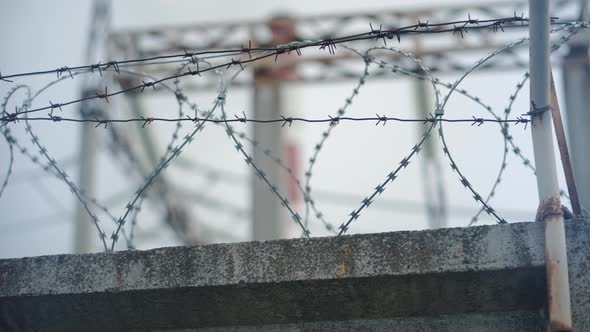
0, 0, 570, 258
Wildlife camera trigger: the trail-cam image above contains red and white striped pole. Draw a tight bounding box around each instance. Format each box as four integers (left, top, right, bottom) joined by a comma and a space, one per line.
251, 15, 302, 240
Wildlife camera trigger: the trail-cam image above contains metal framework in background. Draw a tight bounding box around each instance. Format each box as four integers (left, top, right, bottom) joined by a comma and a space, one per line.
105, 0, 585, 246
109, 0, 576, 86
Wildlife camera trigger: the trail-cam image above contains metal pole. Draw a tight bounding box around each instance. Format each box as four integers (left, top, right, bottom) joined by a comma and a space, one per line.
562, 42, 590, 216
251, 84, 285, 240
413, 70, 447, 229
251, 16, 300, 241
529, 0, 573, 330
74, 101, 99, 254
74, 0, 111, 253
549, 70, 582, 216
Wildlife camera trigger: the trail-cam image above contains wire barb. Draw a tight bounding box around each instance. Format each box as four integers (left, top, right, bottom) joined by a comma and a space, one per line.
241, 40, 253, 59
140, 80, 157, 92
375, 113, 388, 126
369, 23, 387, 45
0, 72, 13, 82
95, 86, 110, 103
328, 115, 340, 126
526, 101, 551, 117
106, 61, 120, 74
90, 61, 103, 76
56, 66, 74, 79
415, 19, 430, 30
227, 58, 244, 70
234, 111, 248, 123
471, 116, 484, 126
94, 118, 108, 128
319, 39, 337, 55
281, 116, 293, 127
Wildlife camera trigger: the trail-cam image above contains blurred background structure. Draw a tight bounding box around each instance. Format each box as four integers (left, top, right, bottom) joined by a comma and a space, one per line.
0, 0, 588, 258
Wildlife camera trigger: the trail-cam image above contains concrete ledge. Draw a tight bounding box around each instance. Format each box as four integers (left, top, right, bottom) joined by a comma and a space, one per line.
1, 220, 588, 331
191, 311, 547, 332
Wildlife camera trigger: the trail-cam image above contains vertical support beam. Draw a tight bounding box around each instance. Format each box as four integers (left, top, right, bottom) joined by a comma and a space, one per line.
74, 0, 111, 253
251, 16, 300, 240
74, 98, 99, 254
413, 71, 447, 229
562, 45, 590, 215
252, 85, 286, 240
528, 1, 573, 330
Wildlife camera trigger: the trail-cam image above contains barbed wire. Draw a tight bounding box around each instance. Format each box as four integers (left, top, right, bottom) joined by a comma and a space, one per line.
0, 15, 534, 81
0, 15, 567, 125
3, 114, 533, 126
1, 16, 589, 251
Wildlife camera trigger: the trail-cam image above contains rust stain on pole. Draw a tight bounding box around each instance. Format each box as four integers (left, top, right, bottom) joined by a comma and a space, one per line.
536, 196, 562, 222
545, 227, 573, 331
549, 69, 582, 216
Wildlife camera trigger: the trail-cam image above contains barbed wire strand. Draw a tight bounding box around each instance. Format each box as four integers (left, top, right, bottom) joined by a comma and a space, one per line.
335, 44, 443, 235
3, 16, 567, 125
375, 61, 509, 226
18, 86, 111, 250
0, 16, 534, 81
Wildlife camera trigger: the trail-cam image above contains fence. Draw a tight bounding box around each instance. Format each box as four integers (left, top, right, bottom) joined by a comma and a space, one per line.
1, 15, 588, 251
1, 2, 590, 330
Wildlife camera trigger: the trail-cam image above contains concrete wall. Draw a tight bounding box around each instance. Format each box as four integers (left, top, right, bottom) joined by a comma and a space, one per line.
1, 219, 588, 331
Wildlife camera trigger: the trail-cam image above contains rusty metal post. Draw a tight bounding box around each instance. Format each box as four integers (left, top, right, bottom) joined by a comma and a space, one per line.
529, 0, 573, 330
549, 70, 582, 216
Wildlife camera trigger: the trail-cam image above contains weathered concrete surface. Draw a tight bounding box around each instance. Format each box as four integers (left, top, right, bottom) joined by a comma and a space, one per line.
189, 311, 547, 332
0, 219, 588, 331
